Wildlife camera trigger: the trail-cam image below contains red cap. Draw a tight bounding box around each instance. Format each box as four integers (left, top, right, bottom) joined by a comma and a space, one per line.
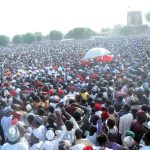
95, 103, 102, 111
84, 146, 93, 150
101, 111, 110, 120
58, 90, 64, 95
49, 89, 54, 95
11, 111, 21, 125
9, 90, 17, 96
70, 86, 77, 91
11, 118, 19, 125
22, 90, 30, 94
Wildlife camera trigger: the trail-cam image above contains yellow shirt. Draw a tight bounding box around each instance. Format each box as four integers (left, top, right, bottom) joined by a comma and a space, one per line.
34, 102, 41, 108
44, 100, 49, 109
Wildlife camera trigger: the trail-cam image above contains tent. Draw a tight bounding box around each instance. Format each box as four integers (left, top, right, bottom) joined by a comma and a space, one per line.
83, 47, 113, 63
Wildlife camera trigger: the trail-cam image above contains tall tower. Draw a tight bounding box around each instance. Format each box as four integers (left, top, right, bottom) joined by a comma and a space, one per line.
127, 11, 142, 26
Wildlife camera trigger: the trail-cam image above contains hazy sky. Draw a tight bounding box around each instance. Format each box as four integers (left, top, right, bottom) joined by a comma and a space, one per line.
0, 0, 149, 37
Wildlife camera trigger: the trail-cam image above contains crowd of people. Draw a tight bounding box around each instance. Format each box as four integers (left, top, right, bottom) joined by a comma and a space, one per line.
0, 36, 150, 150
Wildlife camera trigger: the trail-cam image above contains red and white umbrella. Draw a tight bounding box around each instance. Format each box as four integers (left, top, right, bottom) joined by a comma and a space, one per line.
83, 47, 113, 62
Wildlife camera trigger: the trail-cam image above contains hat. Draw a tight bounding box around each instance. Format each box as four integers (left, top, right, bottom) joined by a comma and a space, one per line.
6, 126, 20, 142
123, 136, 134, 148
58, 90, 64, 95
92, 86, 98, 92
126, 131, 135, 139
16, 88, 21, 94
84, 146, 93, 150
11, 112, 21, 125
11, 80, 16, 83
9, 90, 17, 96
46, 130, 55, 141
70, 86, 77, 91
137, 110, 147, 120
101, 111, 109, 120
49, 89, 54, 95
32, 128, 43, 140
11, 118, 19, 126
26, 104, 32, 111
3, 106, 11, 114
130, 96, 138, 103
34, 115, 43, 125
4, 90, 10, 97
95, 103, 102, 111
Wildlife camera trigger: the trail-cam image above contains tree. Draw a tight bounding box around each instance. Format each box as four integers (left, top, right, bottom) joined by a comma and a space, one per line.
49, 31, 63, 40
120, 26, 134, 36
13, 35, 23, 44
113, 24, 123, 32
145, 11, 150, 23
101, 28, 111, 32
35, 32, 42, 41
65, 27, 95, 39
22, 33, 35, 44
0, 35, 9, 46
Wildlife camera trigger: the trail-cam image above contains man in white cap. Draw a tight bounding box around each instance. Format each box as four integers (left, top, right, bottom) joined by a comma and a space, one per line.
1, 106, 13, 141
31, 115, 47, 141
43, 130, 55, 150
1, 125, 29, 150
30, 128, 44, 150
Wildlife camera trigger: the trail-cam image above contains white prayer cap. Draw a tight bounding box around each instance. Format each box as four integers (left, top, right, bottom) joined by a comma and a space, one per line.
46, 130, 55, 141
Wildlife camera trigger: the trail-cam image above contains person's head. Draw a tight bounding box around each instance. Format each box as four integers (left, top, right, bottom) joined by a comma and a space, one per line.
127, 88, 134, 96
137, 110, 147, 123
49, 105, 55, 113
143, 131, 150, 146
123, 136, 135, 149
88, 125, 97, 136
84, 146, 93, 150
97, 133, 108, 147
101, 111, 109, 121
73, 111, 81, 122
37, 108, 45, 116
126, 131, 135, 139
107, 132, 117, 142
65, 120, 73, 131
131, 108, 138, 119
32, 115, 43, 128
107, 119, 115, 129
141, 104, 149, 113
90, 114, 100, 125
145, 90, 150, 97
108, 106, 115, 114
114, 102, 122, 112
48, 116, 55, 125
75, 128, 83, 140
30, 129, 42, 144
27, 114, 35, 125
3, 106, 13, 116
69, 99, 75, 105
58, 90, 64, 98
118, 96, 124, 102
46, 130, 55, 141
123, 104, 131, 113
6, 126, 20, 144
